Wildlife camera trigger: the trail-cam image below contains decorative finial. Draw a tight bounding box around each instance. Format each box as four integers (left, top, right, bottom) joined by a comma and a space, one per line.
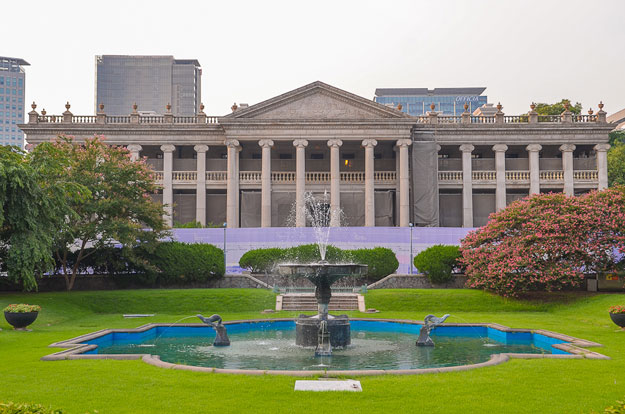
132, 103, 138, 112
463, 103, 469, 111
31, 102, 37, 110
430, 103, 436, 111
200, 103, 205, 111
99, 103, 104, 111
231, 102, 238, 112
598, 101, 604, 110
496, 102, 503, 111
41, 108, 47, 116
397, 103, 403, 111
563, 101, 570, 111
530, 102, 536, 111
65, 102, 71, 110
588, 108, 594, 115
166, 103, 172, 112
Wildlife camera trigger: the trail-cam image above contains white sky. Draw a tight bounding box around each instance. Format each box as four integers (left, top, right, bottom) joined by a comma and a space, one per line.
4, 0, 625, 116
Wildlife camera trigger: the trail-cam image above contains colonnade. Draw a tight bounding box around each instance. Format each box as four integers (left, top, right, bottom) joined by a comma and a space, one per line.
129, 139, 413, 228
452, 143, 610, 228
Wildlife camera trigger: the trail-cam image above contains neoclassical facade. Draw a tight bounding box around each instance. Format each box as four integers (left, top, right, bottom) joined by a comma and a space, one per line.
20, 81, 614, 228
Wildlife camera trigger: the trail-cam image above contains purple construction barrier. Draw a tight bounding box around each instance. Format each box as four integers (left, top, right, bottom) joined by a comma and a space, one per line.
171, 227, 474, 274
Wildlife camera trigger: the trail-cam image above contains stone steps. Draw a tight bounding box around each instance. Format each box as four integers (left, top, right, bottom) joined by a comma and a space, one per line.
278, 294, 364, 312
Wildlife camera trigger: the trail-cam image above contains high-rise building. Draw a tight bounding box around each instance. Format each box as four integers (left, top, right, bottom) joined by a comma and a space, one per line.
95, 55, 201, 116
0, 57, 29, 148
374, 87, 488, 116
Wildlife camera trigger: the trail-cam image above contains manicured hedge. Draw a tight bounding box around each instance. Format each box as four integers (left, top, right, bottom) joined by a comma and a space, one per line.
414, 244, 461, 284
50, 242, 225, 286
238, 245, 398, 281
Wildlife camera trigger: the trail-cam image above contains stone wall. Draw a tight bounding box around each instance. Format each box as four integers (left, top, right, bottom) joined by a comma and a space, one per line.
367, 274, 468, 289
0, 274, 270, 292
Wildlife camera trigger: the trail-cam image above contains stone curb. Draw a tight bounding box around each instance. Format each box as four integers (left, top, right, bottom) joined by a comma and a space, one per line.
42, 318, 610, 375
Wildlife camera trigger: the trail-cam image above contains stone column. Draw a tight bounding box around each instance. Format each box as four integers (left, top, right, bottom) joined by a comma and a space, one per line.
559, 144, 576, 196
526, 144, 542, 195
396, 139, 412, 227
293, 139, 308, 227
493, 144, 508, 211
327, 139, 343, 227
160, 144, 176, 227
127, 144, 142, 162
259, 139, 274, 227
594, 143, 610, 190
194, 145, 208, 225
235, 144, 241, 226
362, 139, 378, 227
460, 144, 474, 228
225, 139, 239, 228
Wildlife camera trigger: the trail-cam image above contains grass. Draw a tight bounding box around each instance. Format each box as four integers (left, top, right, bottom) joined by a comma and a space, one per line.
0, 288, 624, 413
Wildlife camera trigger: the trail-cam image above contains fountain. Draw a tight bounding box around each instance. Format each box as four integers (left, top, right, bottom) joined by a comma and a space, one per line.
416, 314, 450, 346
196, 314, 230, 346
278, 192, 367, 356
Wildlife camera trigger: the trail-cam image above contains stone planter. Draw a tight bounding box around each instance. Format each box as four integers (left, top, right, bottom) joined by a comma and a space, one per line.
4, 311, 39, 330
609, 312, 625, 328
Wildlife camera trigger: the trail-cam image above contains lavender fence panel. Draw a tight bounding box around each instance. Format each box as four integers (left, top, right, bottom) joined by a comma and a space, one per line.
171, 227, 474, 274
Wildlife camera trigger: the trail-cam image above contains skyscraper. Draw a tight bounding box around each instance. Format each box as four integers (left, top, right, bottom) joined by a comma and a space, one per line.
95, 55, 201, 116
374, 87, 488, 116
0, 56, 29, 148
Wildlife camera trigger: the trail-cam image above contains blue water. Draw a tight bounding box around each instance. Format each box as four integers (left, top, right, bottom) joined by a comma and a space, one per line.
82, 320, 568, 371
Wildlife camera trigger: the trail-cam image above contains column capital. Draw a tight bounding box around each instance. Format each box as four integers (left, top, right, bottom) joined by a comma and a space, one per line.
525, 144, 542, 152
459, 144, 474, 153
193, 144, 209, 153
127, 144, 143, 152
160, 144, 175, 153
594, 143, 611, 152
362, 139, 378, 148
225, 139, 240, 148
327, 139, 343, 148
258, 139, 274, 148
559, 144, 576, 152
293, 139, 308, 148
492, 144, 508, 152
395, 139, 412, 148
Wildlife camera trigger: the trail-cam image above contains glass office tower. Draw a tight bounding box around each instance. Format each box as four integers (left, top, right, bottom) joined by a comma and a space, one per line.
374, 87, 488, 116
95, 55, 201, 116
0, 57, 29, 148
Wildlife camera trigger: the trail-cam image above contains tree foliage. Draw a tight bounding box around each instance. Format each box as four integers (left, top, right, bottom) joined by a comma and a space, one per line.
414, 245, 461, 284
608, 131, 625, 187
460, 188, 625, 297
44, 136, 168, 291
534, 99, 582, 115
0, 145, 85, 290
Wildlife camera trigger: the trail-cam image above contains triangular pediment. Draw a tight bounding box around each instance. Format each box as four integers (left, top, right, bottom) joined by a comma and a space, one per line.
226, 81, 410, 120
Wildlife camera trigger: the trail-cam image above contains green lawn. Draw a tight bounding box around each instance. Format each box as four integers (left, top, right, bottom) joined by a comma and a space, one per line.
0, 288, 624, 414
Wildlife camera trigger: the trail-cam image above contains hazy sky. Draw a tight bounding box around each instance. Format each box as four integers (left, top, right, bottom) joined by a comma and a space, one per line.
4, 0, 625, 116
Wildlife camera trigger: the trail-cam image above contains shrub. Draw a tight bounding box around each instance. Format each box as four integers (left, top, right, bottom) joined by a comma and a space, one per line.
3, 304, 41, 313
238, 245, 397, 281
460, 188, 625, 297
239, 248, 285, 273
146, 242, 225, 284
414, 245, 461, 284
350, 247, 398, 281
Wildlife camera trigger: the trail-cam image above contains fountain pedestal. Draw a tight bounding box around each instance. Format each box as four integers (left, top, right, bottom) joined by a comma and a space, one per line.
278, 262, 367, 355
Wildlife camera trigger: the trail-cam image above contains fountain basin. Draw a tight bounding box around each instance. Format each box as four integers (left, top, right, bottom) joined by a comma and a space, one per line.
41, 319, 608, 375
295, 314, 350, 347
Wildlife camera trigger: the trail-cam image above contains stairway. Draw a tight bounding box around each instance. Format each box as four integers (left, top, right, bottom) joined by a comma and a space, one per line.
277, 293, 364, 312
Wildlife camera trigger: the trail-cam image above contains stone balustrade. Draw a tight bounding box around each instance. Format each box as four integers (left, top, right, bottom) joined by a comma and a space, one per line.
153, 170, 398, 185
438, 170, 598, 184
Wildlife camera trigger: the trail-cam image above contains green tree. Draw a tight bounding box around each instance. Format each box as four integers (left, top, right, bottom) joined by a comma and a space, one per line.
534, 99, 582, 115
44, 136, 169, 291
0, 145, 85, 290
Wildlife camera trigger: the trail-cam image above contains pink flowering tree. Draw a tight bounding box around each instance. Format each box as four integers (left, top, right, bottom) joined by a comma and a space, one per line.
460, 188, 625, 297
38, 135, 168, 291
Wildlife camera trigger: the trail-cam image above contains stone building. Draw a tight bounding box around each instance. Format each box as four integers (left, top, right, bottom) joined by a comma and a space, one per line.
20, 81, 613, 228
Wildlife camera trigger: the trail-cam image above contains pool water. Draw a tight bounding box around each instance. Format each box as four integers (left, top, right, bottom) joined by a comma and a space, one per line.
84, 321, 567, 371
